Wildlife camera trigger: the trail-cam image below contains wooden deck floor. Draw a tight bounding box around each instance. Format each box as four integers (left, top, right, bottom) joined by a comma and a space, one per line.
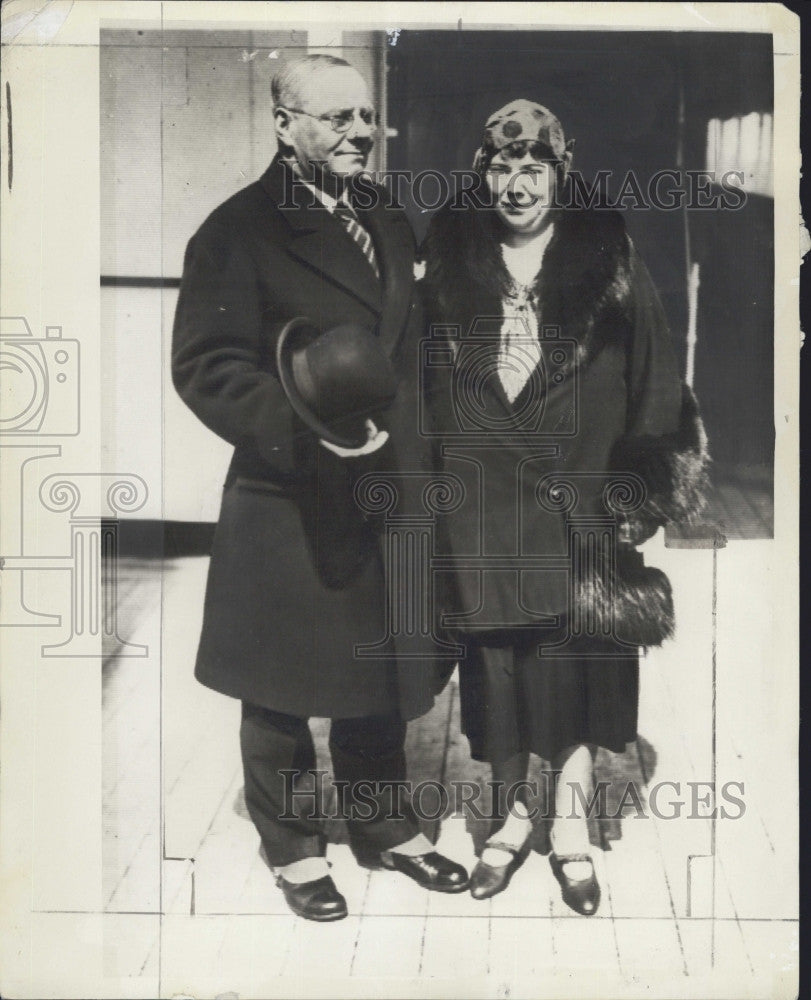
101, 517, 795, 997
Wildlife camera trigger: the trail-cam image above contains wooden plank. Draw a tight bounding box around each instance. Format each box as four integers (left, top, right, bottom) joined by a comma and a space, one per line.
675, 916, 713, 977
600, 816, 675, 919
103, 670, 161, 799
162, 693, 242, 859
159, 914, 234, 995
738, 919, 799, 994
285, 911, 362, 981
676, 916, 753, 986
714, 799, 793, 921
713, 540, 795, 922
349, 914, 424, 980
213, 915, 298, 987
359, 865, 428, 917
192, 768, 268, 915
102, 655, 147, 735
612, 917, 686, 980
634, 656, 713, 921
709, 918, 754, 980
551, 912, 620, 977
161, 549, 242, 857
632, 542, 717, 928
647, 542, 716, 780
103, 663, 161, 912
420, 913, 490, 978
106, 829, 160, 913
162, 859, 194, 915
102, 913, 160, 981
488, 914, 553, 984
592, 736, 672, 924
104, 774, 160, 911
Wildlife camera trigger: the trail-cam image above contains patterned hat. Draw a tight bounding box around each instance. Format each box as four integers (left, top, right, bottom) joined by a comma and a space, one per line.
474, 99, 572, 171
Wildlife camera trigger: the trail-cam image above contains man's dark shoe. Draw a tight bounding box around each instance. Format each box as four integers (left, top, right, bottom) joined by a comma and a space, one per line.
275, 873, 348, 921
380, 850, 469, 893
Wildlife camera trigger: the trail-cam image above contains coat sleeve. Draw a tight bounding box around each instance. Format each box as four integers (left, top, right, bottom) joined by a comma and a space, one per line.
171, 217, 304, 478
609, 240, 710, 542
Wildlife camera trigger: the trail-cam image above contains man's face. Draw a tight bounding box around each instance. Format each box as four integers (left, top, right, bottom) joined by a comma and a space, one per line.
485, 148, 562, 235
275, 66, 375, 180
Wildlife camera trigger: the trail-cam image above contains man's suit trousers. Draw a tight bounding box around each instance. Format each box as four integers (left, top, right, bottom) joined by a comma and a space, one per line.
240, 701, 421, 867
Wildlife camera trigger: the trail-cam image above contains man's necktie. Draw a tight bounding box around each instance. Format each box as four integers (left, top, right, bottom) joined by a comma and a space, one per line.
332, 204, 380, 279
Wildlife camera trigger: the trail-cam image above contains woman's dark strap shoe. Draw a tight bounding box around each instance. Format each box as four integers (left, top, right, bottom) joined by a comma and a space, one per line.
380, 850, 470, 893
275, 873, 348, 921
469, 839, 530, 900
549, 852, 601, 916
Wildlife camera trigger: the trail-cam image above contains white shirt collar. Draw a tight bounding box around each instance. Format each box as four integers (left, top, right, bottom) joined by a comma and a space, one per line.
288, 159, 355, 216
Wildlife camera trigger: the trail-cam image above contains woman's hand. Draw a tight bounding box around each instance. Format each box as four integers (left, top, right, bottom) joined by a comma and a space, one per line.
320, 419, 389, 458
617, 513, 661, 546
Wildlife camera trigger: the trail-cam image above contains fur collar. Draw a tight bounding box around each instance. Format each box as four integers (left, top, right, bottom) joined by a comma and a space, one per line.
421, 201, 634, 370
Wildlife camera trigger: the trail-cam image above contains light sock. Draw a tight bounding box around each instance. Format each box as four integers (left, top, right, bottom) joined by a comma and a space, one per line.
386, 831, 434, 857
550, 820, 592, 880
278, 856, 330, 884
481, 800, 531, 867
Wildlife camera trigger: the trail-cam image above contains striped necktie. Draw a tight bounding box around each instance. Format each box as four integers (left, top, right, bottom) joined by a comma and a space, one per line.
332, 203, 380, 279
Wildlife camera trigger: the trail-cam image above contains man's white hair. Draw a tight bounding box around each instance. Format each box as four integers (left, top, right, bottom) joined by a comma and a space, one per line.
271, 54, 354, 109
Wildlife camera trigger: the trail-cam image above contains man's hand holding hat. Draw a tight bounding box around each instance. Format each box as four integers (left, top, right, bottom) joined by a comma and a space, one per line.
320, 418, 389, 457
276, 317, 398, 454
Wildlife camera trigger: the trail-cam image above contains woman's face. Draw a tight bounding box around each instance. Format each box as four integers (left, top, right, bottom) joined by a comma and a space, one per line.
485, 149, 559, 236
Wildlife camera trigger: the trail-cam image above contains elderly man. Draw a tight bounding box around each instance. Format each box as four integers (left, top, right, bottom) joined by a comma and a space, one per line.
172, 54, 468, 921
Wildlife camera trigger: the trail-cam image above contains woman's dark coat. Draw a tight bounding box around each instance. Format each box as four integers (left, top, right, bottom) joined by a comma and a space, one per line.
172, 155, 442, 720
420, 200, 710, 647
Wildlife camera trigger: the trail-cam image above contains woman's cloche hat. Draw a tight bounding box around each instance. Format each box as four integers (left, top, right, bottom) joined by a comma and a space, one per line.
276, 317, 398, 449
473, 99, 574, 172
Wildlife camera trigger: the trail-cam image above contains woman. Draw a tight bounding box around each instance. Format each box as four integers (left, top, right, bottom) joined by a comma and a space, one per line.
420, 100, 709, 913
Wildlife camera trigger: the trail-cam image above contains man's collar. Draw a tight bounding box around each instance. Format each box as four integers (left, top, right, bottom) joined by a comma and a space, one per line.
283, 156, 356, 216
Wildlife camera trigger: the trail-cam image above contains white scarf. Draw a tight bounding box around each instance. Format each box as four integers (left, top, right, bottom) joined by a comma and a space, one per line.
497, 226, 555, 403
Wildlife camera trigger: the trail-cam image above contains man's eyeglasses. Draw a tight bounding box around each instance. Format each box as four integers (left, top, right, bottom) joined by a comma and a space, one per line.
283, 106, 380, 134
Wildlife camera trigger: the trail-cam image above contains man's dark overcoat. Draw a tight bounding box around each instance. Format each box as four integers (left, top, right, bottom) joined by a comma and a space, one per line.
172, 155, 440, 720
420, 201, 710, 647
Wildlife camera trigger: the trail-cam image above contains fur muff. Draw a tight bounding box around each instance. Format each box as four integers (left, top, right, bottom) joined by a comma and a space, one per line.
610, 382, 711, 536
574, 547, 675, 648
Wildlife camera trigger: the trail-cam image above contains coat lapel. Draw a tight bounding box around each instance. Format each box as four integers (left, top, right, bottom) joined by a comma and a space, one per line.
260, 158, 382, 316
356, 200, 414, 359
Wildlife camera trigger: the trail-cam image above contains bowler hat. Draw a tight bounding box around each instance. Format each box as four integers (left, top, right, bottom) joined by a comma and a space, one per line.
276, 317, 398, 449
